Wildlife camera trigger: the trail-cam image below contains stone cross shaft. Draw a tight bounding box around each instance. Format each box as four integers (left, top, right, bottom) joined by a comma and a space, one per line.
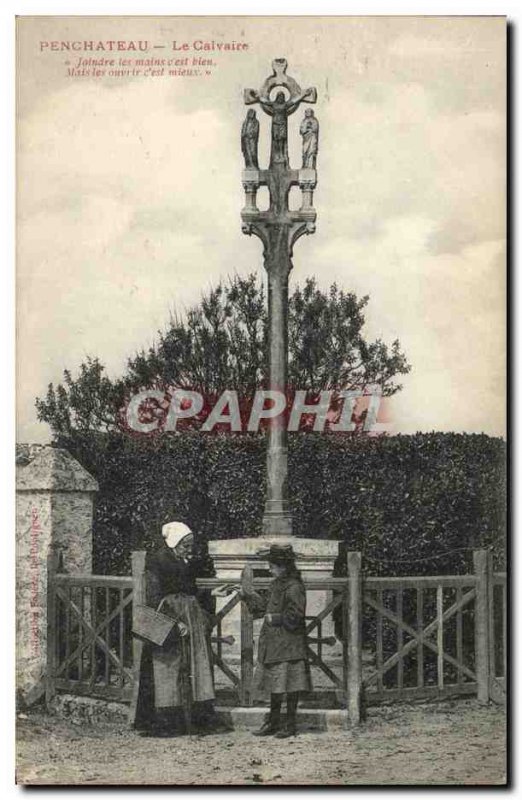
241, 59, 318, 538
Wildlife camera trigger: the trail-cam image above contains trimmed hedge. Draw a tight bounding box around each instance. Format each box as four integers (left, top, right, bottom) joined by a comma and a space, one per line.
57, 431, 506, 577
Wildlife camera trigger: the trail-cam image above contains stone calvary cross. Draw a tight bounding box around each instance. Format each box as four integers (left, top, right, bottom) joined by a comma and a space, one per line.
241, 59, 319, 538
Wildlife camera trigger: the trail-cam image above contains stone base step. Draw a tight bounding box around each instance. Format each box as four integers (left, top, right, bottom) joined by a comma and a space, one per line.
45, 694, 351, 730
48, 694, 129, 725
215, 687, 344, 709
216, 706, 350, 731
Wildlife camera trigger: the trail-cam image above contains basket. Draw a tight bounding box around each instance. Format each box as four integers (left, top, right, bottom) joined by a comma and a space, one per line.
132, 603, 178, 647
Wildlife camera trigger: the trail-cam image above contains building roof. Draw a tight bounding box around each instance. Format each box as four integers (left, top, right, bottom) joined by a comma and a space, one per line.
16, 445, 99, 492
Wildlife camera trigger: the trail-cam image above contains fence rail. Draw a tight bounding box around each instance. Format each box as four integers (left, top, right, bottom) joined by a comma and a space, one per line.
46, 549, 506, 724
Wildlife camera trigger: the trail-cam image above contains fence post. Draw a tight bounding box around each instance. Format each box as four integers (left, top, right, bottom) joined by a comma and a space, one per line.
45, 549, 61, 707
128, 551, 146, 727
346, 551, 362, 725
240, 599, 254, 706
474, 549, 492, 704
239, 564, 254, 706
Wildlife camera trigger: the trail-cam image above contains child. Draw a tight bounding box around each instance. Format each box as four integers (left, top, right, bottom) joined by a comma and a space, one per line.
241, 544, 312, 738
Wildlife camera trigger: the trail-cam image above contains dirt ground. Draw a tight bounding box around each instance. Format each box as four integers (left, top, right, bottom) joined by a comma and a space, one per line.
16, 698, 506, 786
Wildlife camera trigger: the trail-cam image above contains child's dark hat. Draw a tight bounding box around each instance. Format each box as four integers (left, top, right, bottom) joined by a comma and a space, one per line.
265, 544, 297, 566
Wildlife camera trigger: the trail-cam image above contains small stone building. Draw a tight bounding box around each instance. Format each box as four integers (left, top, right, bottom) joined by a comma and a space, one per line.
16, 444, 98, 705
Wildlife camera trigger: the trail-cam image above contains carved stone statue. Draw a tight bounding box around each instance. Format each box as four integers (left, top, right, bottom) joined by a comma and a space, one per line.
241, 109, 259, 169
259, 90, 304, 166
245, 60, 317, 169
300, 109, 319, 169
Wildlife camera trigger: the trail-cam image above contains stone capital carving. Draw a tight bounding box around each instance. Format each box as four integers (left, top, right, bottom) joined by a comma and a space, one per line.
298, 168, 317, 189
242, 168, 261, 195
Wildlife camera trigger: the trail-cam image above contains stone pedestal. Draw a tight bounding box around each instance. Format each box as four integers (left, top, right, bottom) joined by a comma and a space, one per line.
298, 167, 317, 214
16, 445, 99, 706
208, 536, 340, 668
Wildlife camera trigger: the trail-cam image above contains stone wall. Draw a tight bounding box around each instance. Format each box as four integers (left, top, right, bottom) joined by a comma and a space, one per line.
16, 445, 98, 706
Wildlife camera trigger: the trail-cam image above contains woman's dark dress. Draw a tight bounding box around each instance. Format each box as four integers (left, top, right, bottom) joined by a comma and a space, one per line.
134, 547, 215, 728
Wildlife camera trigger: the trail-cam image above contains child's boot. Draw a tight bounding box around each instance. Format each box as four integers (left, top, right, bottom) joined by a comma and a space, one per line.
253, 710, 281, 736
253, 695, 282, 736
275, 692, 298, 738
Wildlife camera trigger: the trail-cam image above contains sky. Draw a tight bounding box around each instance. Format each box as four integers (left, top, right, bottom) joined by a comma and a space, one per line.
16, 15, 506, 442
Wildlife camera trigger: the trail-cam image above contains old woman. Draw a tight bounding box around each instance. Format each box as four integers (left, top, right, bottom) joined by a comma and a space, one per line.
134, 521, 219, 737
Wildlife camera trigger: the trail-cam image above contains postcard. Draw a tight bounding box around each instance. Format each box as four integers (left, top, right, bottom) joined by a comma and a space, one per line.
16, 15, 506, 785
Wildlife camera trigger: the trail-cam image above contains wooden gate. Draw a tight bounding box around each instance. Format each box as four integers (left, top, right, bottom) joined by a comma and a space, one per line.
360, 550, 506, 707
363, 574, 478, 703
46, 554, 134, 703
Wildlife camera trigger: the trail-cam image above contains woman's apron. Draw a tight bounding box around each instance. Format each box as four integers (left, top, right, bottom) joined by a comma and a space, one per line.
151, 593, 215, 708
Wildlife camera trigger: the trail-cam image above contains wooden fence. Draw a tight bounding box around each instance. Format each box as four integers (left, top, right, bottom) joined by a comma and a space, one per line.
46, 549, 506, 724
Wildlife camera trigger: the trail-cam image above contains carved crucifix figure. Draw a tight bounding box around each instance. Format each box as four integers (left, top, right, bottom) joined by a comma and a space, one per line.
257, 89, 306, 167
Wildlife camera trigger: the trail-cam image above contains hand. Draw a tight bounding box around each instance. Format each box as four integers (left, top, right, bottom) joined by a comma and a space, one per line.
264, 614, 273, 625
177, 622, 189, 638
241, 564, 254, 595
212, 583, 240, 597
224, 583, 241, 596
